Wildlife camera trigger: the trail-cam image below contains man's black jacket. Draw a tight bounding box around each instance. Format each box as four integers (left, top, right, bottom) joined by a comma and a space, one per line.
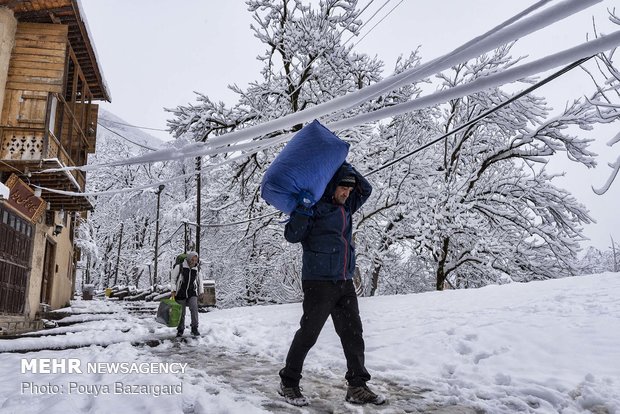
284, 163, 372, 281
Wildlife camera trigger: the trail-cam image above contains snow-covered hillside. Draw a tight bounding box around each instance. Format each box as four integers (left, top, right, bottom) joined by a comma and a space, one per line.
0, 273, 618, 413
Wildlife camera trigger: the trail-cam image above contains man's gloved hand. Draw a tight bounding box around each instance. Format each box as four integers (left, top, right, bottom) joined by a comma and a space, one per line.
295, 190, 314, 216
297, 190, 314, 208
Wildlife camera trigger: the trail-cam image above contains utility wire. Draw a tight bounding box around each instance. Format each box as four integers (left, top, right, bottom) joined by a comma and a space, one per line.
182, 57, 593, 228
365, 56, 594, 177
342, 0, 390, 47
32, 2, 592, 229
97, 122, 159, 151
348, 0, 405, 49
37, 57, 595, 230
75, 2, 382, 150
324, 0, 551, 125
102, 119, 168, 132
202, 211, 280, 228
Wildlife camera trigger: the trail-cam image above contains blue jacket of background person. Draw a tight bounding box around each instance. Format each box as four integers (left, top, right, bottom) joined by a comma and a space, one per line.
284, 162, 372, 280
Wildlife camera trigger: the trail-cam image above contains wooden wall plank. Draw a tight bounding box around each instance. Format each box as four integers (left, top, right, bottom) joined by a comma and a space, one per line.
14, 39, 67, 51
11, 46, 66, 58
7, 75, 64, 85
15, 33, 68, 44
8, 53, 66, 65
16, 23, 68, 36
8, 67, 65, 80
4, 81, 63, 93
9, 60, 65, 71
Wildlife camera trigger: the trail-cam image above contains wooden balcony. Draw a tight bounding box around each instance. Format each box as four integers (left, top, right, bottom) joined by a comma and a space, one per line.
0, 93, 98, 211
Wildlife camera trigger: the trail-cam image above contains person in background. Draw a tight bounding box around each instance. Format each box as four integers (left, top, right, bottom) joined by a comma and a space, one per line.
171, 251, 203, 337
278, 162, 386, 407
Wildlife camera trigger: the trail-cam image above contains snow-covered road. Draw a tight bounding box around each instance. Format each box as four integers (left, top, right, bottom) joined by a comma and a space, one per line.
1, 273, 619, 413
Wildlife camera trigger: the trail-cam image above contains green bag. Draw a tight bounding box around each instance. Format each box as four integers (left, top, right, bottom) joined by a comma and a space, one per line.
156, 298, 182, 327
174, 253, 187, 268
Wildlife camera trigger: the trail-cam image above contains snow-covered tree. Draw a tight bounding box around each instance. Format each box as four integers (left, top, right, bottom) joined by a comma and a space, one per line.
355, 44, 619, 293
577, 237, 619, 274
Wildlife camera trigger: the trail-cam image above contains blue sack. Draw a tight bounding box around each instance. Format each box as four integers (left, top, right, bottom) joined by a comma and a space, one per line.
261, 120, 350, 215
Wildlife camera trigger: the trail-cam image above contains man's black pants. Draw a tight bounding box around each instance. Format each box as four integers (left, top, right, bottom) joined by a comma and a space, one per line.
280, 279, 371, 387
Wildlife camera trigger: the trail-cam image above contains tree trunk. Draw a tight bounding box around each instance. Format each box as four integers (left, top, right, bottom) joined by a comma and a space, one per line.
435, 237, 450, 291
367, 215, 402, 296
612, 235, 618, 272
369, 261, 381, 297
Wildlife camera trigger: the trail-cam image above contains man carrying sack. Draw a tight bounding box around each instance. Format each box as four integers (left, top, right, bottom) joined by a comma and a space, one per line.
278, 162, 386, 407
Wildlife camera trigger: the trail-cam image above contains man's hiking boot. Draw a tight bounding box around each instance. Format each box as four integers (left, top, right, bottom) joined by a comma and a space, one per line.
191, 329, 200, 337
345, 384, 386, 405
176, 331, 183, 338
278, 382, 309, 407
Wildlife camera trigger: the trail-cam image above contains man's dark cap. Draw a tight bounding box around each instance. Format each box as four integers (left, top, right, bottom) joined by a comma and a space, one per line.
338, 175, 356, 188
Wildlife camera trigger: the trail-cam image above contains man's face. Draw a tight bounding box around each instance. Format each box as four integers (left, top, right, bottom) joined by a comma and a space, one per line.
333, 185, 353, 205
188, 256, 199, 267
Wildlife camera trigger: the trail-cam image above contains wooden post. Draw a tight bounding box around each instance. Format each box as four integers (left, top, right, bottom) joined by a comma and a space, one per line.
195, 157, 201, 257
154, 185, 165, 287
112, 222, 123, 286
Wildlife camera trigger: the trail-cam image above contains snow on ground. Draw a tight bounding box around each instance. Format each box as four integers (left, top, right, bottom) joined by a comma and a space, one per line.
1, 272, 619, 413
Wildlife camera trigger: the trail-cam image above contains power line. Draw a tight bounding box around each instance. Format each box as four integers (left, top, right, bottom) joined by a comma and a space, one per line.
341, 0, 385, 47
365, 56, 594, 177
324, 0, 551, 125
202, 211, 280, 228
97, 122, 159, 151
102, 119, 169, 132
208, 57, 594, 228
345, 0, 404, 49
31, 1, 600, 194
190, 0, 578, 152
165, 57, 594, 229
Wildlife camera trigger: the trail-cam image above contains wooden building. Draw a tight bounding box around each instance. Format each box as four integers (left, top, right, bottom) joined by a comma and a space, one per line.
0, 0, 109, 334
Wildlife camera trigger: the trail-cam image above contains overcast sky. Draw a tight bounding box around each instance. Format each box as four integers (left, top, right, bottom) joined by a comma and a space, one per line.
78, 0, 619, 251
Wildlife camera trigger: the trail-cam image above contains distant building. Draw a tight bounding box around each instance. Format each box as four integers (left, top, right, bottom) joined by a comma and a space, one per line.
0, 0, 110, 335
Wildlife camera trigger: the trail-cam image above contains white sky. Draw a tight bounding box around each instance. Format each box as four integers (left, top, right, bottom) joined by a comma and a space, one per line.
78, 0, 620, 250
0, 272, 618, 412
